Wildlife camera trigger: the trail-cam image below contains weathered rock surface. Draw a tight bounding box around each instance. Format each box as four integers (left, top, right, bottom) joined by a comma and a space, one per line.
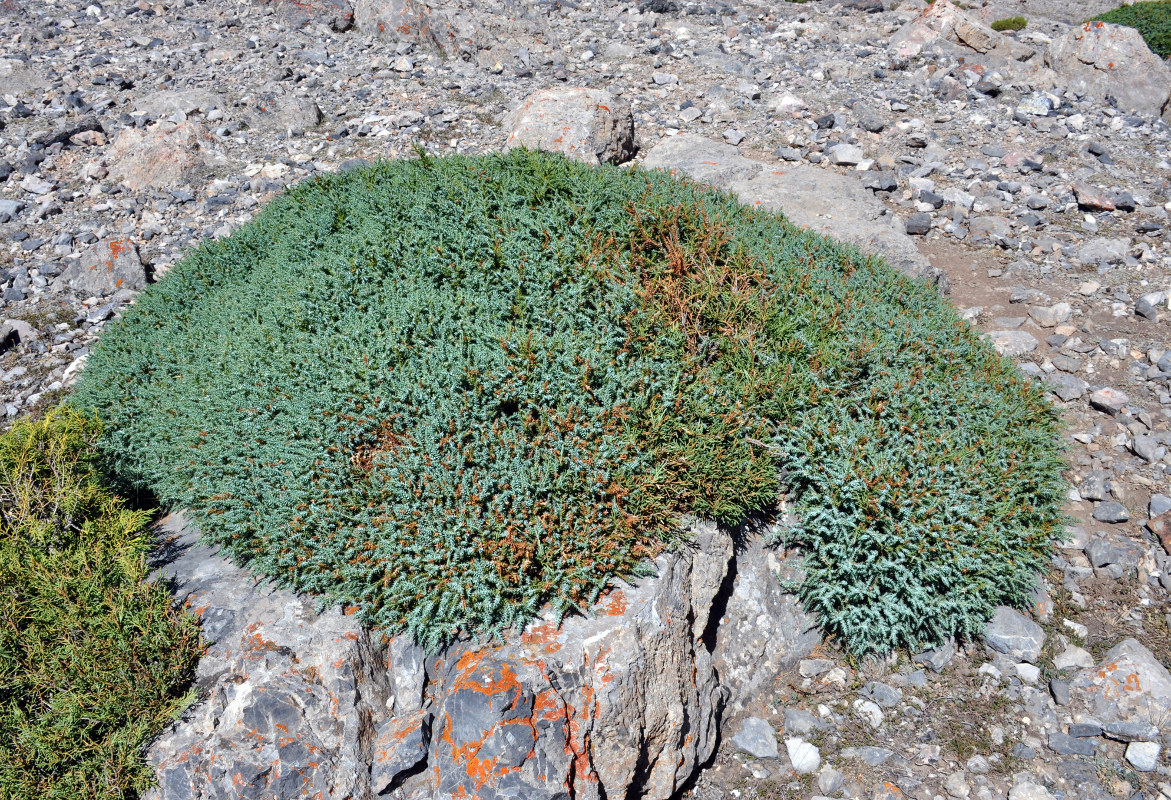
1046, 22, 1171, 121
504, 87, 635, 165
107, 121, 215, 191
1068, 638, 1171, 732
888, 0, 1036, 64
642, 134, 946, 288
56, 238, 146, 296
145, 515, 815, 800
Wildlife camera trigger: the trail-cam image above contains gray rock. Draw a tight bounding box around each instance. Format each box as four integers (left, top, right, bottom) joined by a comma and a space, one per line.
983, 606, 1045, 663
841, 745, 893, 766
1016, 94, 1054, 117
1131, 435, 1165, 463
1104, 721, 1160, 742
906, 212, 932, 235
733, 717, 779, 759
504, 87, 635, 165
246, 93, 324, 133
642, 134, 943, 286
1068, 721, 1103, 737
1092, 501, 1129, 523
819, 767, 845, 795
988, 330, 1038, 356
56, 239, 146, 296
1149, 494, 1171, 518
854, 104, 886, 133
1009, 784, 1057, 800
134, 89, 223, 120
862, 681, 903, 708
1076, 238, 1130, 266
1086, 536, 1143, 569
913, 638, 956, 672
271, 0, 354, 30
147, 514, 780, 800
828, 143, 864, 166
1079, 472, 1108, 501
107, 121, 213, 191
1050, 678, 1071, 706
783, 708, 823, 736
1047, 22, 1171, 120
1029, 303, 1072, 328
1045, 373, 1089, 401
1069, 639, 1171, 730
1048, 731, 1097, 756
1124, 741, 1160, 772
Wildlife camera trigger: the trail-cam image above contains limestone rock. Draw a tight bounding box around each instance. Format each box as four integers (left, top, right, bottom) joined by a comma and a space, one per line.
244, 92, 325, 133
1046, 22, 1171, 120
504, 88, 635, 165
133, 89, 224, 121
642, 134, 945, 288
1068, 638, 1171, 732
56, 238, 146, 296
982, 606, 1045, 663
888, 0, 1035, 63
145, 514, 802, 800
268, 0, 354, 30
107, 121, 214, 191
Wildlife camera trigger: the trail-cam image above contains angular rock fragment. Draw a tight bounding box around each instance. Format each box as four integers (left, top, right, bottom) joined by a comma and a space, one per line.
504, 87, 635, 165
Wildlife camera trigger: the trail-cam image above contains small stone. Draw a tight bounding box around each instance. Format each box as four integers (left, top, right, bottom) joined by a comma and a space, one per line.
1074, 184, 1116, 211
1089, 387, 1129, 414
983, 606, 1045, 663
945, 771, 971, 799
1092, 501, 1129, 523
988, 330, 1038, 356
783, 708, 822, 736
733, 716, 779, 759
785, 738, 821, 774
862, 681, 903, 708
1053, 645, 1094, 670
1131, 435, 1164, 463
1148, 494, 1171, 517
799, 658, 834, 677
913, 638, 955, 673
1068, 722, 1103, 738
1016, 663, 1041, 684
1028, 303, 1072, 328
1105, 721, 1160, 742
1009, 783, 1057, 800
1048, 731, 1097, 756
852, 699, 885, 729
652, 71, 678, 85
1050, 678, 1071, 706
1124, 741, 1160, 772
828, 144, 864, 166
723, 129, 746, 146
819, 767, 845, 795
842, 745, 894, 766
906, 212, 932, 235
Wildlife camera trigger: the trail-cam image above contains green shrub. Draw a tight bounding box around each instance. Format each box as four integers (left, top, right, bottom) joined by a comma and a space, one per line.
1092, 1, 1171, 58
991, 16, 1028, 31
73, 150, 1065, 656
0, 409, 203, 800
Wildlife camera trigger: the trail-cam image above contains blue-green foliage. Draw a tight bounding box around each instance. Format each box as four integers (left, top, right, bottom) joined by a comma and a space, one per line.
74, 149, 1064, 655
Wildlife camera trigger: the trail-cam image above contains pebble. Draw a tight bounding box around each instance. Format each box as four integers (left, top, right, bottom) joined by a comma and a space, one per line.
732, 717, 779, 759
785, 738, 821, 774
983, 607, 1045, 663
1124, 741, 1160, 772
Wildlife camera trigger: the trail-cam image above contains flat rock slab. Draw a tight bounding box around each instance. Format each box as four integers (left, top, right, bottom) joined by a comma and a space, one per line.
641, 134, 945, 289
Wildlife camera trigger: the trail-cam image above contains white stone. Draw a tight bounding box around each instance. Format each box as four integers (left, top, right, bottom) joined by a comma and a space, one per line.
785, 738, 821, 774
853, 698, 885, 729
1125, 741, 1160, 772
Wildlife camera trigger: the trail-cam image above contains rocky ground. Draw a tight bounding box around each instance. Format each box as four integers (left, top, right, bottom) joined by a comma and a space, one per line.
2, 0, 1170, 798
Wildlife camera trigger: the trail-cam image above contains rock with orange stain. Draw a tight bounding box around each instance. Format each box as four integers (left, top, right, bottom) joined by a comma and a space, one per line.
372, 709, 432, 794
1046, 22, 1171, 121
887, 0, 1036, 63
56, 238, 145, 296
354, 0, 559, 67
503, 88, 635, 166
1068, 638, 1171, 734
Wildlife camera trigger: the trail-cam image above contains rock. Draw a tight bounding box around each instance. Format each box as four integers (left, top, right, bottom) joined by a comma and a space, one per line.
785, 738, 821, 774
1028, 303, 1071, 328
1045, 373, 1089, 401
652, 71, 678, 85
1054, 645, 1094, 670
1009, 784, 1057, 800
843, 745, 894, 766
107, 121, 213, 191
853, 698, 885, 728
1149, 495, 1171, 518
1086, 536, 1143, 570
733, 717, 779, 759
145, 513, 794, 800
783, 708, 823, 736
1104, 721, 1160, 742
504, 88, 635, 165
1075, 237, 1129, 266
643, 135, 942, 286
1148, 511, 1171, 555
712, 533, 819, 710
1124, 741, 1160, 771
906, 212, 932, 235
1091, 501, 1129, 523
1089, 387, 1129, 414
913, 638, 955, 672
1016, 94, 1053, 117
1068, 639, 1171, 731
819, 768, 846, 795
56, 239, 146, 296
134, 89, 223, 121
271, 0, 354, 30
1073, 184, 1116, 212
245, 93, 324, 133
1130, 435, 1165, 463
968, 215, 1011, 242
1046, 22, 1171, 120
945, 771, 971, 798
862, 681, 903, 708
983, 606, 1045, 663
1048, 731, 1097, 756
889, 0, 1034, 62
828, 143, 864, 166
988, 330, 1038, 356
354, 0, 559, 65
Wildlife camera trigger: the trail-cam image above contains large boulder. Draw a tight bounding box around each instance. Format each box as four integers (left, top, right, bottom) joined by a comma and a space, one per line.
641, 134, 947, 290
145, 514, 816, 800
1046, 22, 1171, 120
504, 88, 636, 165
354, 0, 559, 67
888, 0, 1036, 62
107, 121, 216, 191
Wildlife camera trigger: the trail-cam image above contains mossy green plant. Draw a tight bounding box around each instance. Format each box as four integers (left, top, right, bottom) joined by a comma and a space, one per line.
1092, 1, 1171, 58
991, 16, 1028, 31
0, 408, 203, 800
73, 149, 1065, 656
